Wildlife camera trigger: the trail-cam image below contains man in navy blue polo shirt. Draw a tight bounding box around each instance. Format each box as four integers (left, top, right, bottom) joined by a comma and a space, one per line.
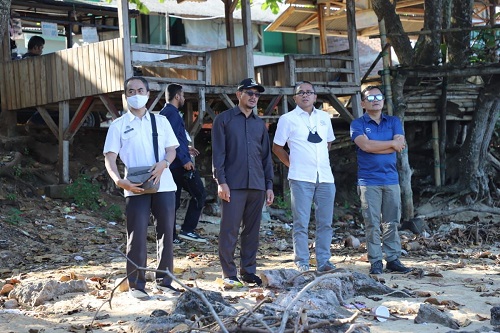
350, 85, 412, 275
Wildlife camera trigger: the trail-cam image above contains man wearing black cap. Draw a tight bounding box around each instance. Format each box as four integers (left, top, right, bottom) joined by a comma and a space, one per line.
212, 78, 274, 287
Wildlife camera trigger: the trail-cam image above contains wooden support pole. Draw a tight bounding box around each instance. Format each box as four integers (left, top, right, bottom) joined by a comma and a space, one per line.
378, 18, 394, 115
432, 121, 441, 186
346, 0, 362, 118
118, 0, 133, 80
318, 4, 327, 54
36, 107, 59, 138
438, 77, 448, 184
99, 95, 120, 119
58, 101, 70, 184
224, 0, 236, 47
241, 0, 254, 79
64, 96, 96, 141
0, 11, 17, 137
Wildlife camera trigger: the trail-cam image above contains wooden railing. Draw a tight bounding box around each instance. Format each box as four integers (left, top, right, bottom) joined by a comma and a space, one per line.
404, 84, 480, 121
1, 38, 124, 110
135, 44, 248, 87
255, 51, 358, 89
285, 52, 357, 87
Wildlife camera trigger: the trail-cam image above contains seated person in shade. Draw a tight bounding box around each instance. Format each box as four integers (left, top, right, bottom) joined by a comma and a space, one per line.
23, 36, 45, 58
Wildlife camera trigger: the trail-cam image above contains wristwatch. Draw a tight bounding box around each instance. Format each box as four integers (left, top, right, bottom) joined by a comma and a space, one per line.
164, 158, 170, 168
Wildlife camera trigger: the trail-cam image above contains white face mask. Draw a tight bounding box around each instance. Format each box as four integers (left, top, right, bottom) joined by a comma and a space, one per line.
126, 94, 149, 110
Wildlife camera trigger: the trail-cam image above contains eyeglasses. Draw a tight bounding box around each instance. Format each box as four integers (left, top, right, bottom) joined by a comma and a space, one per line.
295, 91, 316, 97
363, 94, 384, 102
242, 91, 261, 98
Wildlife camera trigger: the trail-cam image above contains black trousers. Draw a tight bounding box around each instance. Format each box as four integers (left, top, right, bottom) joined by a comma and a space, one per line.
219, 189, 265, 278
125, 191, 175, 289
170, 167, 206, 237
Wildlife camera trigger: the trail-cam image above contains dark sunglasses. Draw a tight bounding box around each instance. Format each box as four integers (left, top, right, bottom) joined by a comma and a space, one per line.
364, 94, 384, 102
242, 91, 261, 98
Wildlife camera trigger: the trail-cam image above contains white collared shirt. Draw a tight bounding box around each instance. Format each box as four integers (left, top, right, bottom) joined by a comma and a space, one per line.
273, 106, 335, 183
103, 110, 179, 196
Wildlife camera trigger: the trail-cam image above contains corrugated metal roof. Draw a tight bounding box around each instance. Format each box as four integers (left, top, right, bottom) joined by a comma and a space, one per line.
265, 1, 425, 37
139, 0, 286, 23
36, 0, 285, 23
14, 0, 285, 23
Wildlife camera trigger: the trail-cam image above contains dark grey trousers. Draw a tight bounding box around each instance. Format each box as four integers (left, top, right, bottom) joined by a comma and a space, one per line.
219, 189, 266, 278
125, 191, 175, 289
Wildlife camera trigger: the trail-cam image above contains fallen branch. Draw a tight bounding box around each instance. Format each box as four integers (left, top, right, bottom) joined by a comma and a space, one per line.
91, 248, 229, 333
237, 297, 273, 328
306, 311, 359, 329
383, 289, 414, 298
232, 312, 360, 333
419, 204, 500, 219
345, 323, 371, 333
238, 301, 275, 332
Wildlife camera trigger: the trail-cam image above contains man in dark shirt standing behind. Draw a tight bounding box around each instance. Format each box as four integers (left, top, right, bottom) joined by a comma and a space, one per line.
160, 84, 207, 245
212, 78, 274, 287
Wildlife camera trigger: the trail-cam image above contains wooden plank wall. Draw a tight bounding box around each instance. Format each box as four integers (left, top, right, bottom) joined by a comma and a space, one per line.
1, 38, 124, 110
255, 62, 287, 87
140, 46, 247, 86
295, 57, 348, 84
404, 85, 479, 121
141, 55, 200, 81
209, 46, 247, 86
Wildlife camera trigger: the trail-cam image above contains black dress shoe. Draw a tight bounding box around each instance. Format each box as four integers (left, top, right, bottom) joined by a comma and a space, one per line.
370, 260, 383, 274
386, 259, 412, 273
240, 273, 262, 286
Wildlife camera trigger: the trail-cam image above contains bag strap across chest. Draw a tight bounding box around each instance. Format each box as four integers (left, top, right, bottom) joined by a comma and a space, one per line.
150, 113, 159, 163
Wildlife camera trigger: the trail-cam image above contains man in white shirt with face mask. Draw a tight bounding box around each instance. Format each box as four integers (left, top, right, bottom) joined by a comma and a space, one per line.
103, 76, 180, 300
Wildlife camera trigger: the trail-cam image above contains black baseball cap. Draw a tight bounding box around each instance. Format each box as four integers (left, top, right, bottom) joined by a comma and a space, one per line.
237, 78, 265, 92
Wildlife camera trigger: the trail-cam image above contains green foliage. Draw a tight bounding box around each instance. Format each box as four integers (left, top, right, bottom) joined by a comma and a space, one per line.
469, 28, 500, 64
6, 193, 17, 201
5, 208, 24, 225
106, 0, 150, 13
103, 204, 123, 222
273, 195, 288, 209
64, 175, 101, 210
13, 165, 22, 177
273, 189, 291, 209
272, 189, 292, 219
261, 0, 284, 14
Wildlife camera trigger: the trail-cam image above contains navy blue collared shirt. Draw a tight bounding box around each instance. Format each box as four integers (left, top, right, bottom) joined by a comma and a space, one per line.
159, 103, 191, 170
212, 106, 273, 191
350, 112, 404, 186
